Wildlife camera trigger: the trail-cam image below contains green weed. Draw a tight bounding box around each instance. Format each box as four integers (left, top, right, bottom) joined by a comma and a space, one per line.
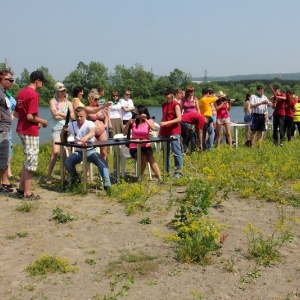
51, 207, 75, 224
25, 254, 79, 277
106, 251, 159, 276
244, 209, 298, 266
16, 200, 39, 213
101, 272, 135, 300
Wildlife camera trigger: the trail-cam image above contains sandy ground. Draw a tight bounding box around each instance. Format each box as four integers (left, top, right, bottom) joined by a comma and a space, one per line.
0, 183, 300, 300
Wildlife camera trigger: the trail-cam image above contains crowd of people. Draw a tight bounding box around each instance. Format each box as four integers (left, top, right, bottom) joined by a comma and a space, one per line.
243, 85, 299, 147
1, 69, 299, 198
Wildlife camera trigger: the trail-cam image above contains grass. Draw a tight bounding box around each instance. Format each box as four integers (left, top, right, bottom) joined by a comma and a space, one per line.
106, 251, 159, 277
16, 200, 39, 213
25, 254, 79, 277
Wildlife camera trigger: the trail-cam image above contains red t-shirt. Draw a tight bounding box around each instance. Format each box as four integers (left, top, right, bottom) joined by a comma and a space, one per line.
273, 93, 286, 116
15, 87, 39, 136
160, 101, 181, 136
181, 112, 205, 130
285, 99, 296, 117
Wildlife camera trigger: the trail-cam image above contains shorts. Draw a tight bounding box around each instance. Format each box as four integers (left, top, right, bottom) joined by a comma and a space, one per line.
216, 117, 230, 125
52, 129, 62, 140
0, 132, 10, 170
244, 114, 251, 123
251, 114, 266, 132
123, 120, 129, 125
129, 146, 153, 158
18, 133, 40, 172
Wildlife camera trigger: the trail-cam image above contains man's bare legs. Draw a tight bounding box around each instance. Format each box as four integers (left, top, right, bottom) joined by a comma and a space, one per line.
19, 166, 33, 197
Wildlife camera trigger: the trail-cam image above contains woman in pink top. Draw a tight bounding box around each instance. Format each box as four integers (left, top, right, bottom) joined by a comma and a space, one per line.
214, 91, 232, 147
180, 86, 200, 152
123, 105, 162, 181
180, 86, 200, 114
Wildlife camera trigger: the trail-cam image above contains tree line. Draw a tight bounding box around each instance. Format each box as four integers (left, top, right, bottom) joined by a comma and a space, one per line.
1, 61, 300, 107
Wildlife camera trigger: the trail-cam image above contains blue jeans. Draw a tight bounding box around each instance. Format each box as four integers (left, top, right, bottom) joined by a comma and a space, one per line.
161, 134, 183, 173
64, 149, 111, 186
202, 122, 215, 150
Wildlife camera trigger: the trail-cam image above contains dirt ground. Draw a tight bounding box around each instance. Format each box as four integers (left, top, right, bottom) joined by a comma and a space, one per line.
0, 182, 300, 300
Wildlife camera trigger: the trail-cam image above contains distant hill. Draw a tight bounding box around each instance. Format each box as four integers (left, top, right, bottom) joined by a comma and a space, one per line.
192, 72, 300, 82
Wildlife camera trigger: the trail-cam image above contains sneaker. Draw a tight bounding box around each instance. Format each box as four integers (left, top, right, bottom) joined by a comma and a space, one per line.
174, 173, 182, 179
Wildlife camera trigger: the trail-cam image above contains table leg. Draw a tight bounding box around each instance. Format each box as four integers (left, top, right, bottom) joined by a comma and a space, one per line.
60, 145, 65, 187
163, 141, 167, 172
137, 144, 142, 180
82, 149, 87, 192
114, 146, 120, 180
234, 126, 238, 148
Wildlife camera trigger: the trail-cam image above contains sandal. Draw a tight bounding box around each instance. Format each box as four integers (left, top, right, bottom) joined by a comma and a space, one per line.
2, 183, 16, 188
0, 185, 13, 193
24, 193, 41, 200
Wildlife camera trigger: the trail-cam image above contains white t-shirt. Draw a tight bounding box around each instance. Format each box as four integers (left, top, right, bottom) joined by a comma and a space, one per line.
68, 120, 95, 151
119, 98, 134, 121
110, 102, 122, 119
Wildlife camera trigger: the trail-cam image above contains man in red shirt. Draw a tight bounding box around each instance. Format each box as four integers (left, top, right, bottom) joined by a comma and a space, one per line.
272, 86, 286, 146
14, 71, 48, 199
181, 111, 213, 151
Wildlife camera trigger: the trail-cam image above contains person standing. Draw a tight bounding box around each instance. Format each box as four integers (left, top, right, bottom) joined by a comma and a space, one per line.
46, 82, 74, 184
119, 89, 134, 127
199, 88, 219, 150
271, 86, 286, 146
180, 86, 200, 153
0, 70, 14, 193
86, 89, 108, 162
109, 90, 123, 137
283, 91, 296, 142
243, 93, 252, 146
159, 87, 183, 178
249, 85, 270, 147
13, 71, 48, 199
72, 86, 85, 109
214, 91, 232, 147
292, 95, 300, 137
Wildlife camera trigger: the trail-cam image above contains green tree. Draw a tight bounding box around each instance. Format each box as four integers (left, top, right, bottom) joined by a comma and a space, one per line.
169, 68, 192, 89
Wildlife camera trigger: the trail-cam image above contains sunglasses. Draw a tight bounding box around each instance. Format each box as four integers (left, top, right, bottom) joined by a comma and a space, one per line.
94, 98, 99, 101
112, 95, 119, 97
6, 78, 14, 83
125, 93, 131, 96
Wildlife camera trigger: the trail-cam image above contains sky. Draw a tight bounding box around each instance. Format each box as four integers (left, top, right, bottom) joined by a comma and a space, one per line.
2, 0, 300, 81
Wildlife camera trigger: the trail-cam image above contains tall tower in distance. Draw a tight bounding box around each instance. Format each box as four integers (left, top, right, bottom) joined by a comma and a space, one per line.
204, 69, 207, 82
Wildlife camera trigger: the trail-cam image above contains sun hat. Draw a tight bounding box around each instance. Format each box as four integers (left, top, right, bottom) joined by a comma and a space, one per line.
216, 91, 227, 98
54, 82, 66, 92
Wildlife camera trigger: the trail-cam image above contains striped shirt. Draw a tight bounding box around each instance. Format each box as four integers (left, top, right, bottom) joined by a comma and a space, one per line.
250, 94, 270, 114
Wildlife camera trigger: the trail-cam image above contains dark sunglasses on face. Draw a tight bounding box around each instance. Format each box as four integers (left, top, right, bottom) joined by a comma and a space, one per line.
6, 78, 14, 83
125, 93, 131, 96
112, 95, 119, 97
94, 98, 99, 101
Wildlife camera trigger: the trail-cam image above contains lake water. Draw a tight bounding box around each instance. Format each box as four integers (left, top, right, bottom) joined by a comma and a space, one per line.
11, 106, 272, 144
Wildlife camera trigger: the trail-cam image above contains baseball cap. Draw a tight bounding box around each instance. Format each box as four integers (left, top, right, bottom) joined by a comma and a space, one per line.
54, 82, 66, 92
162, 87, 174, 95
30, 71, 48, 83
